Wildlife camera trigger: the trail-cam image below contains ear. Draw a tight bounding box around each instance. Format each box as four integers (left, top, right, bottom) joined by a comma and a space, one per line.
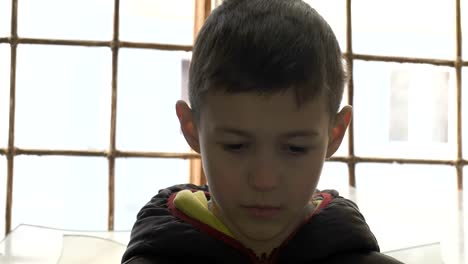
175, 100, 201, 153
325, 105, 352, 158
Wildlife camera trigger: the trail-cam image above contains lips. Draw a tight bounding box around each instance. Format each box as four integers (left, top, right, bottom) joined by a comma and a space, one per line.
242, 205, 282, 219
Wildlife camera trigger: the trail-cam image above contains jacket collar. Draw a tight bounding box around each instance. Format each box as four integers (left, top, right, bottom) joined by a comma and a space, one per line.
123, 184, 379, 263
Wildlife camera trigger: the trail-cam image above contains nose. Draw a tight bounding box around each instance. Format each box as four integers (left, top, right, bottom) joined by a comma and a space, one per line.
248, 154, 280, 192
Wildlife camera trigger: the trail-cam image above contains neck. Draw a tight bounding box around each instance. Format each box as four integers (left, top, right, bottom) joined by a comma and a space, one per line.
249, 203, 316, 257
208, 201, 316, 257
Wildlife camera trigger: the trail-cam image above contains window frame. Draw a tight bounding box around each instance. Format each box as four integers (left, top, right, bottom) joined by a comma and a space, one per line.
0, 0, 466, 236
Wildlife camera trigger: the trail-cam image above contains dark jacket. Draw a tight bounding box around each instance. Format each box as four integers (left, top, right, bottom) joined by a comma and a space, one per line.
122, 184, 403, 264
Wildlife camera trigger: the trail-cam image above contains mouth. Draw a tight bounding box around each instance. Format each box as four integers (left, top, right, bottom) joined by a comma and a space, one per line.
241, 205, 282, 219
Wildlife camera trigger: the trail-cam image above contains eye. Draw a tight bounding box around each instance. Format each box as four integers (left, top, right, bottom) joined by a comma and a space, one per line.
222, 143, 246, 152
287, 145, 309, 154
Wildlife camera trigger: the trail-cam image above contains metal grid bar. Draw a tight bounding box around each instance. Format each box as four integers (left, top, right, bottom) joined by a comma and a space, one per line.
0, 37, 193, 51
5, 0, 18, 236
329, 156, 466, 166
349, 53, 466, 67
1, 147, 465, 165
455, 0, 463, 190
0, 148, 200, 159
107, 0, 120, 232
4, 36, 468, 66
0, 0, 466, 234
345, 0, 356, 187
2, 37, 467, 66
190, 0, 212, 186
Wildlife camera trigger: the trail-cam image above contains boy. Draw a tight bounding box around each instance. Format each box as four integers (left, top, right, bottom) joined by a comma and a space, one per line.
122, 0, 403, 263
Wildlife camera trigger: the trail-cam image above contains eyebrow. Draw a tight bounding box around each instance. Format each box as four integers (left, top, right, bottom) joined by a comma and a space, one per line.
214, 127, 320, 138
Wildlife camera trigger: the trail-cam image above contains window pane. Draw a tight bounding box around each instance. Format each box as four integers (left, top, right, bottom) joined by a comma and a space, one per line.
318, 162, 350, 198
12, 156, 108, 230
0, 45, 10, 148
354, 61, 456, 159
353, 0, 455, 59
15, 45, 111, 150
114, 158, 190, 230
117, 49, 191, 152
18, 0, 113, 40
120, 0, 195, 45
303, 0, 346, 50
0, 157, 5, 239
463, 0, 468, 60
356, 164, 457, 256
0, 0, 10, 37
463, 68, 468, 158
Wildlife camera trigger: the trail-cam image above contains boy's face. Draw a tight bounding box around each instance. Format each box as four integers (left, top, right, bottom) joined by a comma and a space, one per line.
176, 90, 351, 252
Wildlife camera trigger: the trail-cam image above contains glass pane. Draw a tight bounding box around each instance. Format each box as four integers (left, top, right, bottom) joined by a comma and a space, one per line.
12, 156, 108, 230
120, 0, 195, 45
0, 0, 10, 37
0, 225, 128, 264
114, 158, 190, 230
117, 49, 191, 152
0, 157, 6, 239
15, 45, 111, 150
354, 61, 457, 159
356, 164, 457, 254
18, 0, 113, 40
318, 162, 350, 198
0, 45, 10, 148
303, 0, 346, 50
353, 0, 455, 59
450, 168, 468, 264
463, 0, 467, 60
463, 68, 468, 158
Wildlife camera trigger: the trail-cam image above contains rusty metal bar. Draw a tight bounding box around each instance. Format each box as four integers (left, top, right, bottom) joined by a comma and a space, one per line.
329, 156, 462, 166
189, 0, 212, 186
0, 148, 201, 159
345, 0, 356, 187
350, 53, 458, 67
197, 0, 212, 186
5, 0, 18, 236
9, 148, 108, 157
114, 151, 200, 159
119, 41, 192, 51
106, 0, 120, 232
2, 37, 467, 66
193, 0, 207, 41
0, 37, 193, 51
1, 147, 464, 166
189, 0, 201, 185
455, 0, 463, 190
8, 38, 110, 47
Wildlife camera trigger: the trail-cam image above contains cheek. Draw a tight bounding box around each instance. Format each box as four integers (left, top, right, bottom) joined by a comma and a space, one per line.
286, 154, 326, 192
201, 147, 243, 202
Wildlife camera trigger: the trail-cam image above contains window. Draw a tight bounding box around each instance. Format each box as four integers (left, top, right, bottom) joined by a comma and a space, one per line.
390, 68, 450, 142
389, 70, 410, 141
0, 0, 212, 239
0, 2, 466, 257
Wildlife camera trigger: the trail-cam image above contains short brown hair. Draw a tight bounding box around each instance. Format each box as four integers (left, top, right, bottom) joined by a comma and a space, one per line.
189, 0, 345, 120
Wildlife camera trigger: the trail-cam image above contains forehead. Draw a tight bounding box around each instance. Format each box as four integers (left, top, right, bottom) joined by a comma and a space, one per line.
199, 91, 329, 134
